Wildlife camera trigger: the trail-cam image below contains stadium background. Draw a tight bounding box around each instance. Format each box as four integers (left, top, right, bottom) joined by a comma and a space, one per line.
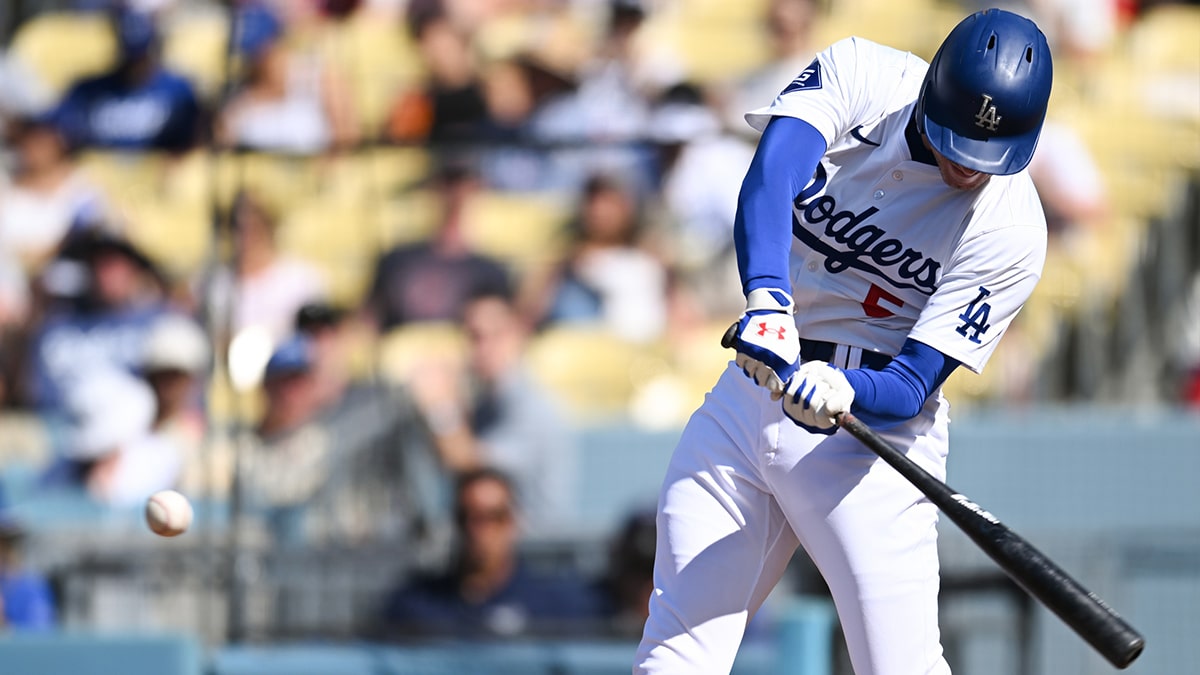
0, 0, 1195, 673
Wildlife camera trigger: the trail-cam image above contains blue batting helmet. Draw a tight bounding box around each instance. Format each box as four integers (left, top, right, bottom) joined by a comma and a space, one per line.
916, 9, 1053, 176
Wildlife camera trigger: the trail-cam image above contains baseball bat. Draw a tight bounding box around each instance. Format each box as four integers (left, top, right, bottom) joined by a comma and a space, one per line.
837, 412, 1144, 669
720, 325, 1145, 668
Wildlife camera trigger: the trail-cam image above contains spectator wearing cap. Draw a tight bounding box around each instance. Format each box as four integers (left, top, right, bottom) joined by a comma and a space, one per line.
0, 500, 56, 631
236, 334, 336, 545
258, 333, 323, 438
215, 2, 359, 154
52, 8, 202, 153
24, 230, 169, 412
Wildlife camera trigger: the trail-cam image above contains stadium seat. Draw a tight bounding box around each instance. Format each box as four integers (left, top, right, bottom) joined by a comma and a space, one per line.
211, 645, 375, 675
526, 327, 663, 421
161, 6, 230, 101
460, 190, 570, 274
376, 322, 467, 384
0, 634, 201, 675
9, 12, 117, 96
313, 11, 427, 136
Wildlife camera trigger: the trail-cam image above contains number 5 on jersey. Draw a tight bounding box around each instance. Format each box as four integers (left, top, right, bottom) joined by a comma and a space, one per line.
862, 283, 904, 318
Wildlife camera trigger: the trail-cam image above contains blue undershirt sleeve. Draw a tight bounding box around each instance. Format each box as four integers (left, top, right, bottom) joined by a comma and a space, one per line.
735, 116, 828, 294
841, 339, 961, 429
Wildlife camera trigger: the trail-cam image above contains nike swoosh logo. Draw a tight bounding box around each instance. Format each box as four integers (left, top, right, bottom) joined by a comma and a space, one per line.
850, 125, 880, 147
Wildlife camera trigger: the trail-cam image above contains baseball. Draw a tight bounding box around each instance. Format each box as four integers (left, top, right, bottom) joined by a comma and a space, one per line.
145, 490, 193, 537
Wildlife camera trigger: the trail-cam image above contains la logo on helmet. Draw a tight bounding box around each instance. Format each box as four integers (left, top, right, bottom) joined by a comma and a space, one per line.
974, 94, 1002, 131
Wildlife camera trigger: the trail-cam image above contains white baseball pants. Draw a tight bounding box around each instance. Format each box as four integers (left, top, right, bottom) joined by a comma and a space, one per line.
633, 362, 953, 675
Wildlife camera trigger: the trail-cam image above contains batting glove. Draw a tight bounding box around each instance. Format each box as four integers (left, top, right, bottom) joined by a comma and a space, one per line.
782, 361, 855, 433
732, 288, 801, 399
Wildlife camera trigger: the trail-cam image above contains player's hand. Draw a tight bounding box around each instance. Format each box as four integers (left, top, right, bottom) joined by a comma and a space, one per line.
731, 288, 800, 399
782, 361, 855, 433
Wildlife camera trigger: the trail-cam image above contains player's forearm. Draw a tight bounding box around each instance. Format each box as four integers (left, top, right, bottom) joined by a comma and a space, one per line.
735, 116, 827, 294
841, 339, 960, 428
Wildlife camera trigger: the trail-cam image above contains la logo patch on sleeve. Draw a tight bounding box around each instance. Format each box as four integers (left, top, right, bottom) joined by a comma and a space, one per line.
781, 59, 823, 95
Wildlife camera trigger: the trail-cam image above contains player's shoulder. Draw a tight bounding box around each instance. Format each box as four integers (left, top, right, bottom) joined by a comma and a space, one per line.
967, 171, 1048, 238
821, 36, 929, 76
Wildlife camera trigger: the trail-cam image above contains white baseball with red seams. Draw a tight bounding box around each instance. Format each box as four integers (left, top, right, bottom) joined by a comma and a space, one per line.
145, 489, 193, 537
634, 36, 1046, 675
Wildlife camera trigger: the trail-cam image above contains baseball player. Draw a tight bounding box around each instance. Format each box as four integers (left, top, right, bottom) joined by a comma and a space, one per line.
634, 9, 1052, 674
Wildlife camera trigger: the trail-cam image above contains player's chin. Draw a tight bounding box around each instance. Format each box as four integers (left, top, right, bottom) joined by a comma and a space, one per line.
939, 164, 991, 190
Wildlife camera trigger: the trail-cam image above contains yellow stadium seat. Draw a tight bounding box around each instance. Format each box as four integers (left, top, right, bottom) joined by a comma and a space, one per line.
115, 194, 212, 279
277, 196, 378, 307
214, 152, 322, 213
364, 146, 434, 196
161, 7, 230, 100
9, 12, 117, 95
461, 190, 570, 274
312, 11, 427, 136
526, 326, 666, 421
376, 322, 467, 384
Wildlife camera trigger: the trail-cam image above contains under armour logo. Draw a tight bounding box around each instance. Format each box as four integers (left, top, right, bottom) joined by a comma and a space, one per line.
974, 94, 1001, 131
757, 322, 787, 340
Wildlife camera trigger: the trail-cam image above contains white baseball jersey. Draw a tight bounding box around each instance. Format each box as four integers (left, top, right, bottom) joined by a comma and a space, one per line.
746, 37, 1047, 374
636, 36, 1050, 675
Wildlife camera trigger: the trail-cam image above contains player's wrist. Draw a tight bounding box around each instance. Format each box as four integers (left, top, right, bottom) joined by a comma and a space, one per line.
745, 287, 795, 315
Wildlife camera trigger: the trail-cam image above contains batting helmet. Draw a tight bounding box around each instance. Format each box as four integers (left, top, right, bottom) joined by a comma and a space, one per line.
916, 9, 1052, 175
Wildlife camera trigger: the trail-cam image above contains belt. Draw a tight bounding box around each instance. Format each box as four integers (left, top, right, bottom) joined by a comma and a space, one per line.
799, 338, 893, 371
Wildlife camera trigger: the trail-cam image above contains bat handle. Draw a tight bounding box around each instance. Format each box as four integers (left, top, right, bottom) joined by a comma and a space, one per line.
720, 322, 738, 350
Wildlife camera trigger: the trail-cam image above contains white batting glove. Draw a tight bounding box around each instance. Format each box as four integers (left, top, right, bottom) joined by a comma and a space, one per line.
732, 288, 800, 400
782, 361, 855, 432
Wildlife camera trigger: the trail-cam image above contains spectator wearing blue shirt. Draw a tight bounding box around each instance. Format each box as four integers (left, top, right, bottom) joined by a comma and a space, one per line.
24, 230, 169, 413
0, 506, 56, 631
52, 8, 202, 153
380, 468, 605, 639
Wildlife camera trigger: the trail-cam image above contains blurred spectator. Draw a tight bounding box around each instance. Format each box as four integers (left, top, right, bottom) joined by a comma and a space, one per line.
0, 509, 56, 632
24, 230, 168, 412
521, 171, 669, 343
1026, 120, 1109, 249
596, 507, 656, 638
294, 301, 353, 409
0, 51, 53, 141
364, 162, 511, 330
139, 312, 210, 494
235, 334, 331, 542
47, 366, 181, 507
201, 189, 329, 346
721, 0, 819, 136
379, 467, 604, 639
406, 288, 577, 532
537, 0, 678, 143
234, 309, 446, 546
215, 2, 360, 153
0, 111, 112, 273
0, 252, 31, 408
384, 5, 492, 144
649, 83, 755, 320
52, 8, 202, 153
